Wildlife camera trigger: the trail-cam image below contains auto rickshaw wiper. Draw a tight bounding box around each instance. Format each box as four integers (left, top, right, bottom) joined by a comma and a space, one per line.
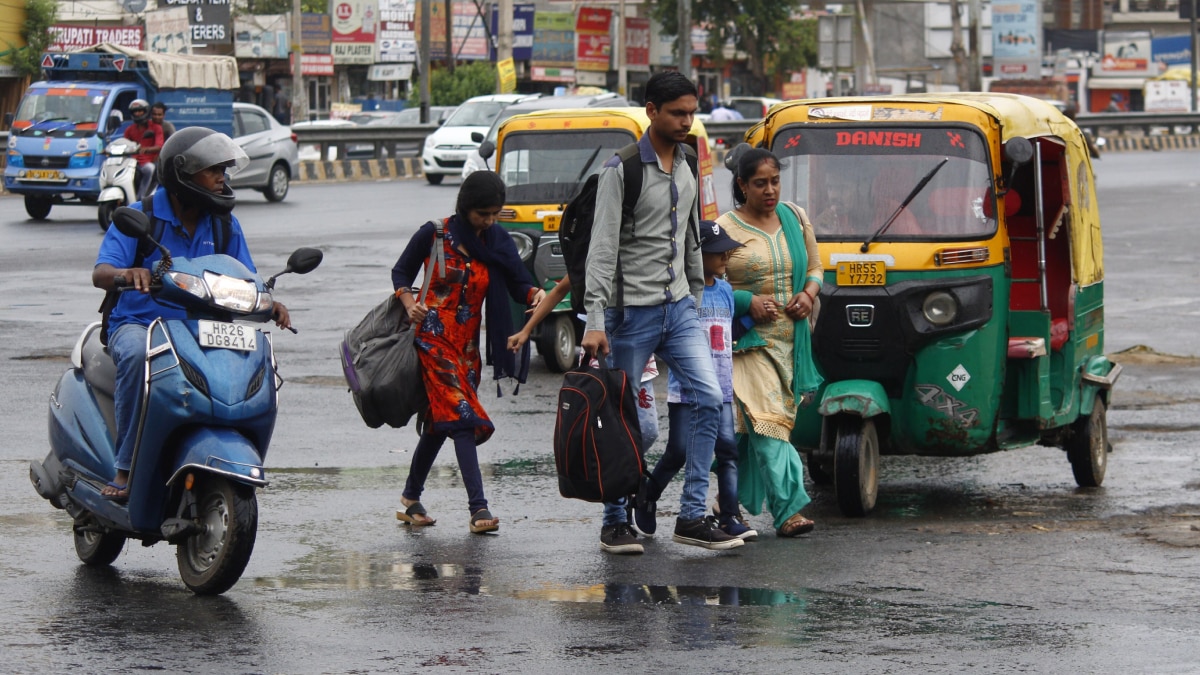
561, 146, 605, 210
860, 157, 949, 252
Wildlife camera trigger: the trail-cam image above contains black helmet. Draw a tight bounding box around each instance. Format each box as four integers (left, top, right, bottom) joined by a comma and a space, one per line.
129, 99, 149, 122
157, 127, 249, 215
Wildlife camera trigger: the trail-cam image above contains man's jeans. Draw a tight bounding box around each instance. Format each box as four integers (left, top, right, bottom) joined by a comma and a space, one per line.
108, 323, 149, 472
601, 298, 722, 524
136, 162, 156, 201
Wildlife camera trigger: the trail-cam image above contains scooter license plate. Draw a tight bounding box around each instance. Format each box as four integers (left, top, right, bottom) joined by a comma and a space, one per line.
198, 320, 257, 352
21, 169, 65, 182
836, 260, 886, 286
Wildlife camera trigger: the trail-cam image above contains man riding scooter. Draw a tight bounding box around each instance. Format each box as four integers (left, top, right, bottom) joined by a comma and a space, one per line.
122, 99, 165, 201
92, 127, 292, 500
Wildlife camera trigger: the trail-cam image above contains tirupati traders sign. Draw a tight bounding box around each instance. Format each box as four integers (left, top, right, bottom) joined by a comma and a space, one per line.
992, 1, 1042, 78
49, 25, 143, 51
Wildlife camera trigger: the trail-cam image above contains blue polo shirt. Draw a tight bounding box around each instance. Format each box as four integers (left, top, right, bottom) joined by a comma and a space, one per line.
95, 189, 256, 334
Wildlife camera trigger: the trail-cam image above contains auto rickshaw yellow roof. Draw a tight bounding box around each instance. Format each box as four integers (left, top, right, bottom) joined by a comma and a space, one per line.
497, 106, 711, 140
755, 92, 1103, 285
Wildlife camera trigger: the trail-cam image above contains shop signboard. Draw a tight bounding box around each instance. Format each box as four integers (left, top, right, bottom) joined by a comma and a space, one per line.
234, 15, 288, 59
49, 25, 143, 51
331, 0, 377, 64
531, 11, 574, 80
575, 7, 612, 72
302, 13, 332, 55
378, 0, 416, 63
146, 6, 193, 54
489, 3, 534, 62
162, 0, 232, 46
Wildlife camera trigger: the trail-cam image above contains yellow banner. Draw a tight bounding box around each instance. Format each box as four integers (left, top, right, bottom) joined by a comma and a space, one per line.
498, 58, 517, 93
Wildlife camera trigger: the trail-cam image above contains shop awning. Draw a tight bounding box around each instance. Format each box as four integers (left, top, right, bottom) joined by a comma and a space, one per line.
1088, 77, 1146, 90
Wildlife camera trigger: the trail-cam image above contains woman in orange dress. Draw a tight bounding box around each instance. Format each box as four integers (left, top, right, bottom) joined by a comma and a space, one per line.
392, 171, 546, 533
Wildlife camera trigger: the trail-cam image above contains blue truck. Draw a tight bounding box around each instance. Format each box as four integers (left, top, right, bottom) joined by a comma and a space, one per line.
4, 46, 238, 220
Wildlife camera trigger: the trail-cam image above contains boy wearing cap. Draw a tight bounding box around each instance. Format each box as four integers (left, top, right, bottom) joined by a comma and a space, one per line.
633, 221, 757, 541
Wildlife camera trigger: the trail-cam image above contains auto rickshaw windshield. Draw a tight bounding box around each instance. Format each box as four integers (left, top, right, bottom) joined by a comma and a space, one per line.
772, 125, 998, 241
498, 128, 638, 204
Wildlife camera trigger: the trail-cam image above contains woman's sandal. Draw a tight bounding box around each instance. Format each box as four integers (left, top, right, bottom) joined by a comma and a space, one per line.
396, 500, 436, 526
469, 509, 499, 534
777, 513, 815, 538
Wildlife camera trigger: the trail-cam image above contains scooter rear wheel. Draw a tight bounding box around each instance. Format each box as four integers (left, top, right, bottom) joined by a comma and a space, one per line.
74, 516, 126, 566
177, 478, 258, 596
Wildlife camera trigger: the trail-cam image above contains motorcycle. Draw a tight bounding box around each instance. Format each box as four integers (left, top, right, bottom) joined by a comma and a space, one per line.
30, 206, 323, 595
97, 133, 157, 232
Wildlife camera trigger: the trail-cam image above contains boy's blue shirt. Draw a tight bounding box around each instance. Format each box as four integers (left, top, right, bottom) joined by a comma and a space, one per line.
668, 277, 734, 404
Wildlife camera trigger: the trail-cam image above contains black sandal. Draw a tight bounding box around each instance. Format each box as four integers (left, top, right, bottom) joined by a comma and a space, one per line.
469, 509, 499, 534
396, 501, 436, 526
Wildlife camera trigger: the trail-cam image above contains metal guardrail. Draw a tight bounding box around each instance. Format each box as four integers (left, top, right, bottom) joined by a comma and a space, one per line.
291, 124, 438, 159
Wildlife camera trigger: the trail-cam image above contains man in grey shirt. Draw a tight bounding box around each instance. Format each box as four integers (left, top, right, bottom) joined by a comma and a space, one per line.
581, 71, 740, 554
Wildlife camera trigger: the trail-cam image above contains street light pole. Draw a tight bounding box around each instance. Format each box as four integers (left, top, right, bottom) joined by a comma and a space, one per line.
678, 0, 691, 78
291, 0, 307, 123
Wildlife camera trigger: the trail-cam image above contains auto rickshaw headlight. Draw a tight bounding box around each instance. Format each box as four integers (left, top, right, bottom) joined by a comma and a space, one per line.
923, 291, 958, 326
510, 231, 535, 262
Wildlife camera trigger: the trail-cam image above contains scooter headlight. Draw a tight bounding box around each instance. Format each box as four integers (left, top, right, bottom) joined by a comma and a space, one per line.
253, 290, 275, 313
203, 271, 259, 312
922, 291, 958, 326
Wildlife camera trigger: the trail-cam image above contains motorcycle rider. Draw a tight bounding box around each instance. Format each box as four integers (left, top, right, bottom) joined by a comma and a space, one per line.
122, 99, 165, 202
92, 128, 291, 500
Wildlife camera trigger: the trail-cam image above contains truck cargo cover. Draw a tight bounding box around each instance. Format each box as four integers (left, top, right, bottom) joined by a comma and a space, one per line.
71, 43, 239, 90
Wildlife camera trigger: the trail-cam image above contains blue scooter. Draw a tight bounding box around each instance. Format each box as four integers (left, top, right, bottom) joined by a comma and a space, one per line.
30, 206, 322, 595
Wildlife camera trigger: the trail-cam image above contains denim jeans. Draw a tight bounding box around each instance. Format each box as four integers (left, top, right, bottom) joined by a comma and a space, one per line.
402, 428, 488, 515
109, 323, 149, 473
601, 298, 722, 524
649, 401, 737, 519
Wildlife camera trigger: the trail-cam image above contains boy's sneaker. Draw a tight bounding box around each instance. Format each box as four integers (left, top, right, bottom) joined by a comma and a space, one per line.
632, 476, 659, 536
672, 517, 744, 551
718, 514, 759, 541
600, 523, 644, 555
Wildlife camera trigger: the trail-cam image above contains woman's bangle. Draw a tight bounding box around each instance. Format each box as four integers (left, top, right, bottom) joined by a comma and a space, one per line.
804, 288, 817, 301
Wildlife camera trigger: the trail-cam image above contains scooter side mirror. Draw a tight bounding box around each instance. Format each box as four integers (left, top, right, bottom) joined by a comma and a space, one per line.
286, 247, 324, 275
477, 140, 495, 161
112, 206, 152, 241
265, 247, 323, 290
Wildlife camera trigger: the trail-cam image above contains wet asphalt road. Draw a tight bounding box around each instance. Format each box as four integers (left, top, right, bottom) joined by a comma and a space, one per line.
3, 153, 1200, 673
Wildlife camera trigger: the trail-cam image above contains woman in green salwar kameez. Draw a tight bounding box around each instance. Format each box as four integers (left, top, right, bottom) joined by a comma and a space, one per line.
719, 147, 824, 537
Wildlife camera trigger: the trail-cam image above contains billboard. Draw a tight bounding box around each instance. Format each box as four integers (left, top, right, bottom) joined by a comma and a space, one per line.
992, 1, 1042, 78
331, 0, 377, 64
1098, 30, 1153, 77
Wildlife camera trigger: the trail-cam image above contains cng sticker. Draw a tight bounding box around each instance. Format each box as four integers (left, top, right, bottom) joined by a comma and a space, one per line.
947, 364, 970, 391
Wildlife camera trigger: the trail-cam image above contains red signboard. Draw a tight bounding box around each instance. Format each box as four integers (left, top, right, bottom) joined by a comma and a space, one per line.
49, 25, 144, 51
624, 17, 649, 68
297, 53, 335, 76
575, 7, 611, 72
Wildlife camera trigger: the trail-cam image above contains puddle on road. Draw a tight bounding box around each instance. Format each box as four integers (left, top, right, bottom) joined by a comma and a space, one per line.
514, 583, 805, 606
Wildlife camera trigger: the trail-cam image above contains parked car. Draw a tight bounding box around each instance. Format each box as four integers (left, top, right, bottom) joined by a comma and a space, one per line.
421, 93, 539, 184
727, 96, 784, 120
350, 106, 456, 126
460, 92, 630, 179
230, 102, 300, 202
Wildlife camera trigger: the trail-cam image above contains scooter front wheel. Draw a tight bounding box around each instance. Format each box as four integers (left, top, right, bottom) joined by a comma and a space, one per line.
177, 477, 258, 595
74, 515, 126, 566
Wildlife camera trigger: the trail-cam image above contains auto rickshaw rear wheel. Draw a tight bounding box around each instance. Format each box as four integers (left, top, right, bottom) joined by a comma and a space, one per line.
1066, 395, 1107, 488
834, 416, 880, 517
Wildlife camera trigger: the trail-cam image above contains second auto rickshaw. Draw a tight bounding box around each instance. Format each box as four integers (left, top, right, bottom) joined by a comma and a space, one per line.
745, 93, 1120, 516
480, 106, 719, 371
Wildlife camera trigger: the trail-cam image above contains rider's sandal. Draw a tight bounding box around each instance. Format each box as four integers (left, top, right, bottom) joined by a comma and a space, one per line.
101, 481, 129, 503
396, 501, 436, 526
469, 509, 499, 534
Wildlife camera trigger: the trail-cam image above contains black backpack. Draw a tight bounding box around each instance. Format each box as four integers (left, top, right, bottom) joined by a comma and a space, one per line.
558, 142, 698, 316
98, 200, 232, 345
553, 364, 646, 503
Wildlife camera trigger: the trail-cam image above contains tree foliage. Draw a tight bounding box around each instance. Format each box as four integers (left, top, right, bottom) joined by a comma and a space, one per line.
408, 61, 497, 107
650, 0, 816, 92
8, 0, 58, 78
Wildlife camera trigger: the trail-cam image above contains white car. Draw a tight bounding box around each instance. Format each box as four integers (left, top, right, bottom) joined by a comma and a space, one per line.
421, 93, 538, 185
229, 102, 300, 202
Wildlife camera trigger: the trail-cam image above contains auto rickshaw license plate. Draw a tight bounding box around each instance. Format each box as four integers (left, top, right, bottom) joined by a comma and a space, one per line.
837, 261, 886, 286
543, 214, 561, 232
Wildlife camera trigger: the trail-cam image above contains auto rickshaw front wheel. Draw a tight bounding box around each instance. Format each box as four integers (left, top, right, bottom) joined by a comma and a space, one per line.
834, 416, 880, 517
1066, 395, 1108, 487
